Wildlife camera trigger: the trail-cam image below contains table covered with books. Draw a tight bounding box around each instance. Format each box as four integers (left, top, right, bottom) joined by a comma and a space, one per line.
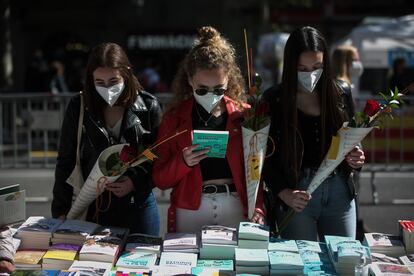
5, 217, 414, 276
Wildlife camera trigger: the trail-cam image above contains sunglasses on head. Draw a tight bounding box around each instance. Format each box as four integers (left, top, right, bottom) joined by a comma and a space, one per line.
194, 87, 227, 96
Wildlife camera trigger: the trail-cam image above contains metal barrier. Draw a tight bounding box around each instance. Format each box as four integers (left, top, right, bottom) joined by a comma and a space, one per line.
0, 93, 73, 168
0, 92, 413, 176
0, 92, 174, 169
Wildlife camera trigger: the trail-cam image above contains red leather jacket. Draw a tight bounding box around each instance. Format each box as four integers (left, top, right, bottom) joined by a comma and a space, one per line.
152, 96, 265, 232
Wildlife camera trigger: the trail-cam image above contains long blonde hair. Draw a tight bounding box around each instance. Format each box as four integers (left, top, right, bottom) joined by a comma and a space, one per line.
331, 45, 358, 85
169, 26, 246, 111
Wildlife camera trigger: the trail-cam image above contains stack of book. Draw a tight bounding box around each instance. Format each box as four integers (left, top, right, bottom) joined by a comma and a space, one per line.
370, 262, 414, 276
268, 238, 299, 253
14, 250, 47, 270
268, 250, 304, 275
237, 222, 269, 249
15, 217, 62, 249
235, 248, 269, 274
399, 254, 414, 269
68, 260, 113, 276
124, 233, 162, 257
51, 220, 100, 246
296, 240, 336, 275
199, 225, 237, 260
363, 233, 406, 257
79, 226, 129, 264
400, 220, 414, 254
42, 244, 80, 270
115, 233, 162, 270
158, 252, 198, 268
162, 232, 199, 253
325, 235, 372, 275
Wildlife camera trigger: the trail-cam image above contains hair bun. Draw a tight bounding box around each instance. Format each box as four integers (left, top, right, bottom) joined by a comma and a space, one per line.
198, 26, 221, 43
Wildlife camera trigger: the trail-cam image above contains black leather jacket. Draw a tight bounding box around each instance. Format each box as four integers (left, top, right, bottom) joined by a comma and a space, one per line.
52, 91, 162, 227
262, 80, 357, 206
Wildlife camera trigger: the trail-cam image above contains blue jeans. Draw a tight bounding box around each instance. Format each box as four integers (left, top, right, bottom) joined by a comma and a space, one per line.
279, 169, 356, 241
131, 192, 160, 236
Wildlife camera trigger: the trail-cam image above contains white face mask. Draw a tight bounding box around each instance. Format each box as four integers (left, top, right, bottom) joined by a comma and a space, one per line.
193, 91, 224, 113
95, 82, 125, 106
349, 61, 364, 78
297, 68, 323, 93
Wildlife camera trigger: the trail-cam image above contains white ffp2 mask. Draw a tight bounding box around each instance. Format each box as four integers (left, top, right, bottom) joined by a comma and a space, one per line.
298, 68, 323, 93
95, 82, 125, 106
193, 91, 224, 113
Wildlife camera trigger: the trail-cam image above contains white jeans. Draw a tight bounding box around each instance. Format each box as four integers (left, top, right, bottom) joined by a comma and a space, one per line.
176, 191, 246, 233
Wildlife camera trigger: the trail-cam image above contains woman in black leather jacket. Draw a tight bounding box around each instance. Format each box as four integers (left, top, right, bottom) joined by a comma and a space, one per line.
51, 43, 162, 235
263, 27, 365, 241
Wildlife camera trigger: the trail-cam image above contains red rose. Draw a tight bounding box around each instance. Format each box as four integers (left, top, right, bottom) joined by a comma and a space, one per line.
120, 145, 137, 163
363, 100, 381, 117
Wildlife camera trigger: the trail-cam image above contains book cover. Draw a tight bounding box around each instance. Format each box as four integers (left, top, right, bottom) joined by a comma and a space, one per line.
196, 259, 234, 270
54, 220, 99, 237
69, 261, 112, 276
191, 267, 220, 275
238, 222, 269, 241
10, 270, 61, 276
124, 233, 162, 253
268, 237, 298, 252
400, 254, 414, 266
115, 251, 157, 268
372, 252, 401, 264
300, 250, 332, 266
370, 262, 414, 276
16, 217, 62, 234
201, 225, 237, 245
364, 232, 405, 249
268, 250, 304, 268
163, 233, 198, 249
14, 250, 47, 265
296, 240, 326, 253
235, 248, 269, 266
90, 226, 129, 244
192, 130, 229, 158
43, 249, 77, 261
158, 252, 198, 267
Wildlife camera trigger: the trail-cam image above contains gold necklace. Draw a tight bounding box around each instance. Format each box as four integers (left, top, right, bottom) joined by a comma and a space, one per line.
195, 105, 214, 126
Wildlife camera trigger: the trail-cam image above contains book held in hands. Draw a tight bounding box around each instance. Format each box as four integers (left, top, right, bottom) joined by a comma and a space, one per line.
192, 130, 229, 158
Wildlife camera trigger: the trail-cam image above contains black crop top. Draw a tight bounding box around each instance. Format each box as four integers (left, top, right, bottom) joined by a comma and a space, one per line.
298, 109, 323, 169
192, 102, 233, 181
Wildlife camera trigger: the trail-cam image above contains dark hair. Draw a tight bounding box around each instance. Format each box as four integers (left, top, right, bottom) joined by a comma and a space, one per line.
279, 26, 347, 183
169, 26, 246, 111
83, 42, 143, 113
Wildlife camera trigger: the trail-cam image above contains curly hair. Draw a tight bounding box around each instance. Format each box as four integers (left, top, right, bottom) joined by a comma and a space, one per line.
168, 26, 246, 111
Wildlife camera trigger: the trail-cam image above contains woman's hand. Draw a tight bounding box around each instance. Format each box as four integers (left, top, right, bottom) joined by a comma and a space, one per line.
106, 176, 135, 198
250, 210, 265, 225
0, 260, 14, 273
346, 146, 365, 169
182, 145, 210, 167
278, 188, 312, 212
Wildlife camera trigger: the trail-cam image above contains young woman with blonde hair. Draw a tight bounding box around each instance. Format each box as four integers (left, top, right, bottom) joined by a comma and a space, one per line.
153, 26, 265, 233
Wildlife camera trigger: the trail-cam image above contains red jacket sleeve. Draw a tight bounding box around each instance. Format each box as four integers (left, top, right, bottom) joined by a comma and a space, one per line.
152, 111, 192, 190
